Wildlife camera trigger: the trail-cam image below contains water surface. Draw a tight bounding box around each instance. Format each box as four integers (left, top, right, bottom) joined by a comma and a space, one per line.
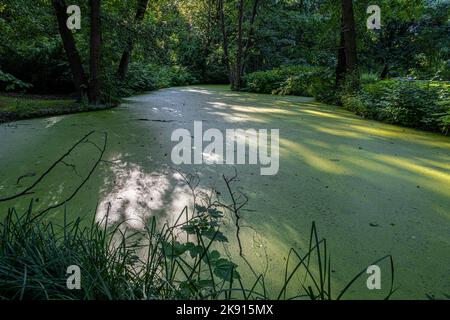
1, 85, 449, 299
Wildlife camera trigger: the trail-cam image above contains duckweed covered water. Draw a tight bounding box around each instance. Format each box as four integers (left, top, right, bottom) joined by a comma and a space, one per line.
0, 85, 449, 299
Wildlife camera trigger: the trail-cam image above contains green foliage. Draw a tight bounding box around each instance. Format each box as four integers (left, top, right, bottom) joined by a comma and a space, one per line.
244, 67, 292, 94
244, 65, 340, 104
361, 72, 380, 85
309, 70, 339, 104
120, 63, 197, 96
436, 110, 450, 135
0, 70, 32, 92
341, 80, 450, 132
0, 201, 237, 300
244, 65, 324, 95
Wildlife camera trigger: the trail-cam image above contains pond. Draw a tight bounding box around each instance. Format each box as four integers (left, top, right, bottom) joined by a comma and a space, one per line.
0, 85, 449, 299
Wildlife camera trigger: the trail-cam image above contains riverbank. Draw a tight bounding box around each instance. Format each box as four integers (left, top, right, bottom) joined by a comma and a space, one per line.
0, 94, 117, 124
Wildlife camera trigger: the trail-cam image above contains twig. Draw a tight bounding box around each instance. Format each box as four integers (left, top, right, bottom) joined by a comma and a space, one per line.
0, 131, 96, 202
61, 160, 82, 178
30, 132, 108, 222
221, 168, 248, 257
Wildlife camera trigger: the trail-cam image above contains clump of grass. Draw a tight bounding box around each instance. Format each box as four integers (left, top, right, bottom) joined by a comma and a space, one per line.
0, 198, 396, 300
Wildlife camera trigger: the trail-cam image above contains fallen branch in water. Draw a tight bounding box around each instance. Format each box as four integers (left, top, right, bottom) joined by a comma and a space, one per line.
0, 131, 97, 202
221, 168, 248, 257
30, 132, 107, 222
0, 130, 107, 223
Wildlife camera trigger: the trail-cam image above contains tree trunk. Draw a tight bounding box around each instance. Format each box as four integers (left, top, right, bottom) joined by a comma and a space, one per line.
380, 62, 389, 79
234, 0, 245, 90
89, 0, 102, 104
218, 0, 232, 83
336, 25, 346, 86
341, 0, 358, 75
219, 0, 259, 90
241, 0, 259, 76
117, 0, 149, 81
51, 0, 88, 101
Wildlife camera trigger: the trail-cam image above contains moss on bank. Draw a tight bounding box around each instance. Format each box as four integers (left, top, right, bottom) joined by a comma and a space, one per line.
0, 94, 117, 124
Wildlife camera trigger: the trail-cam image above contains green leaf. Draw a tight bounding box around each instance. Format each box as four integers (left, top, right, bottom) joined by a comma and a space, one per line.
185, 242, 204, 259
197, 279, 214, 288
195, 204, 207, 213
214, 258, 240, 281
181, 224, 197, 235
161, 241, 187, 259
203, 250, 221, 264
203, 228, 228, 243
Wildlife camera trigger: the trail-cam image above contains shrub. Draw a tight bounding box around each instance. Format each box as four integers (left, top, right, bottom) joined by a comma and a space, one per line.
244, 65, 324, 96
340, 93, 371, 117
341, 80, 449, 132
361, 72, 380, 84
276, 75, 311, 96
0, 70, 32, 92
435, 109, 450, 135
244, 68, 288, 94
309, 70, 339, 104
0, 39, 73, 94
243, 66, 340, 104
377, 82, 437, 127
120, 63, 197, 97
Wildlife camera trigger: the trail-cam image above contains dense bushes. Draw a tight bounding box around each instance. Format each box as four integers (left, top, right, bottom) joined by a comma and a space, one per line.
245, 66, 319, 95
0, 40, 74, 94
244, 65, 450, 134
120, 63, 197, 97
341, 80, 450, 132
244, 65, 321, 94
0, 70, 32, 92
98, 63, 198, 103
244, 65, 339, 104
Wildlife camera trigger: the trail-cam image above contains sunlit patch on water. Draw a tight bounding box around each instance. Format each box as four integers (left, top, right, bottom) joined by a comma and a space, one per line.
181, 88, 213, 95
96, 160, 200, 230
44, 116, 65, 128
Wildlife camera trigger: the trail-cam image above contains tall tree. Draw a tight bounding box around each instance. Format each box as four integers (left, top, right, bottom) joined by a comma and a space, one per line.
234, 0, 244, 90
89, 0, 102, 104
219, 0, 260, 90
218, 0, 231, 82
51, 0, 89, 100
336, 20, 347, 85
241, 0, 259, 75
117, 0, 150, 81
336, 0, 358, 86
